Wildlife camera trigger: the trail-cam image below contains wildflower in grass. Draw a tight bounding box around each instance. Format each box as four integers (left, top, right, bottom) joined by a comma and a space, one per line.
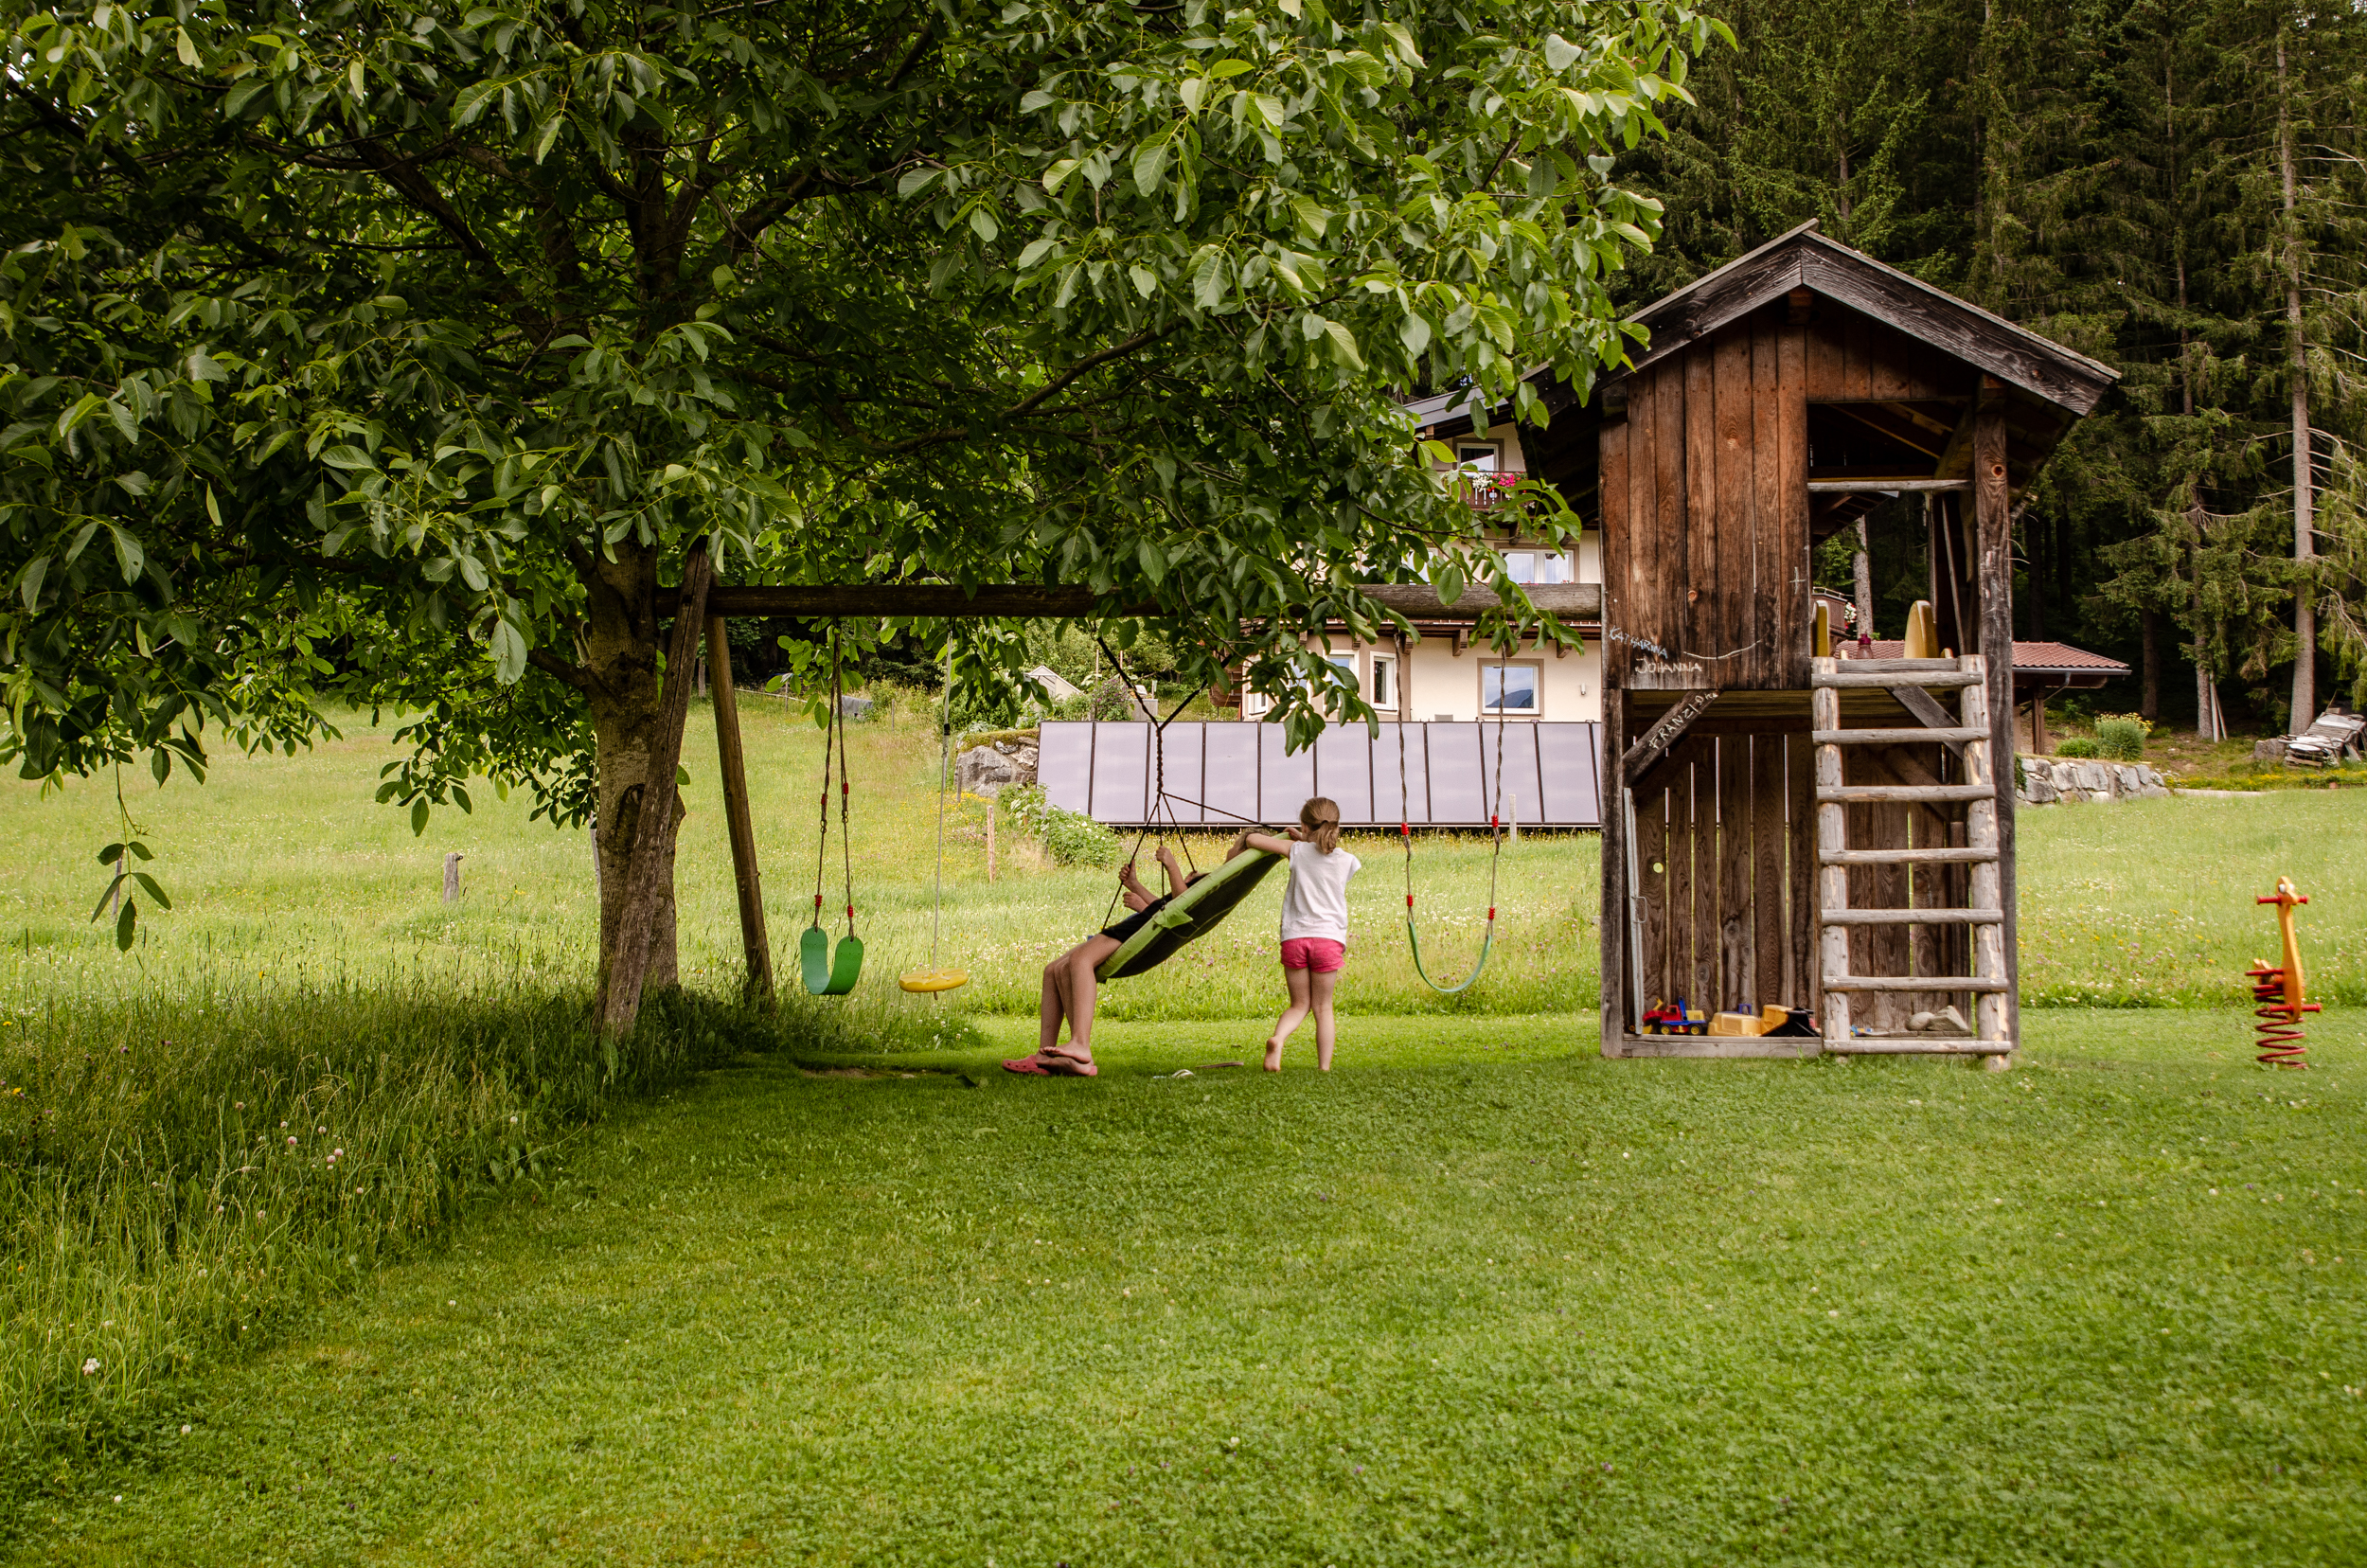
81, 1358, 98, 1375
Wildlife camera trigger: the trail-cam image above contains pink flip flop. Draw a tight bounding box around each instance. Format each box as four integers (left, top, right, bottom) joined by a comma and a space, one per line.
1002, 1053, 1099, 1078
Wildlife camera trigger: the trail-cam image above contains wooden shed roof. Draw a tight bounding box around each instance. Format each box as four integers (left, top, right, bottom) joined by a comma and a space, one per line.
1615, 222, 2119, 415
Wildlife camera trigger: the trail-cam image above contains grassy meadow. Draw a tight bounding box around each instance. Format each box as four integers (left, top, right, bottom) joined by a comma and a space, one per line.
4, 701, 2367, 1560
13, 1011, 2367, 1566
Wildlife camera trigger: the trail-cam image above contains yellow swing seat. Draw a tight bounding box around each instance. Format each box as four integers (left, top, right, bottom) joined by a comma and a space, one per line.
899, 968, 970, 993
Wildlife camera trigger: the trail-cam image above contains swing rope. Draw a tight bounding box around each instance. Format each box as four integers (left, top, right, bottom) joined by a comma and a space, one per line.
810, 633, 838, 934
834, 638, 854, 937
1092, 633, 1213, 930
1399, 658, 1510, 995
931, 643, 952, 969
898, 642, 970, 993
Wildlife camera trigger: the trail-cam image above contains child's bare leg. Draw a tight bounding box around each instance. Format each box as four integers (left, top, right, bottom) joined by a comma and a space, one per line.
1018, 935, 1117, 1070
1309, 966, 1340, 1071
1266, 966, 1313, 1071
1061, 945, 1103, 1058
1039, 959, 1068, 1054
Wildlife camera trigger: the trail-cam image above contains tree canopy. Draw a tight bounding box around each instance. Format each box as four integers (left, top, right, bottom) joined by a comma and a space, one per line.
2, 0, 1721, 980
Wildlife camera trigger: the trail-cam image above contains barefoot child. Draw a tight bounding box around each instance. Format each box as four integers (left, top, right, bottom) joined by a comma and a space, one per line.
1003, 846, 1200, 1078
1231, 797, 1361, 1072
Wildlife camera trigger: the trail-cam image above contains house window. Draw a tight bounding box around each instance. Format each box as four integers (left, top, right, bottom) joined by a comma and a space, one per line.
1504, 550, 1573, 585
1456, 443, 1501, 472
1326, 652, 1360, 693
1370, 653, 1397, 710
1481, 661, 1541, 717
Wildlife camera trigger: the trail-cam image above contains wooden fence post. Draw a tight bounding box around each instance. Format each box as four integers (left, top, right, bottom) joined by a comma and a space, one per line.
443, 851, 462, 905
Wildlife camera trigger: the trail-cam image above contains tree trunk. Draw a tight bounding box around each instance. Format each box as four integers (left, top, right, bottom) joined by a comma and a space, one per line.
2189, 500, 2217, 742
2279, 28, 2316, 729
581, 536, 702, 1023
2027, 508, 2045, 639
2141, 608, 2161, 722
1852, 517, 1875, 638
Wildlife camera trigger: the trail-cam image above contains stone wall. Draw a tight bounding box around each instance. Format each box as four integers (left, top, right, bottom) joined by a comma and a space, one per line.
2016, 756, 2171, 806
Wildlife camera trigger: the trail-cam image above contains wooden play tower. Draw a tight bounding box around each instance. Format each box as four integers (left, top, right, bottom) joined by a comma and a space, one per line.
1501, 223, 2118, 1060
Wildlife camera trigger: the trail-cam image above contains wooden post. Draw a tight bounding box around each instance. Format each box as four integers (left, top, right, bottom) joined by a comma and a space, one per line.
599, 546, 714, 1037
442, 851, 462, 905
1972, 414, 2021, 1060
1958, 657, 2011, 1057
1813, 664, 1852, 1049
705, 613, 774, 1006
1599, 686, 1628, 1057
2030, 688, 2051, 755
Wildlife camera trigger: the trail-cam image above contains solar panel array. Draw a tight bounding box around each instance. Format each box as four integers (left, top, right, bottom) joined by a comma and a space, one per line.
1038, 721, 1603, 829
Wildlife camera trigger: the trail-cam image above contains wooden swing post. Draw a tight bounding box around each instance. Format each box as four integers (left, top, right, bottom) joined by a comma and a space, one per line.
705, 614, 774, 1006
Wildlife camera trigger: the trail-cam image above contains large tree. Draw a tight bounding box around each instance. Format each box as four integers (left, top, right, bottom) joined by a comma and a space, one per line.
3, 0, 1720, 1015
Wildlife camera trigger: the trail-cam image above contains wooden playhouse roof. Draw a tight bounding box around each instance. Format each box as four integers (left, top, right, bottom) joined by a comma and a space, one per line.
1418, 223, 2119, 504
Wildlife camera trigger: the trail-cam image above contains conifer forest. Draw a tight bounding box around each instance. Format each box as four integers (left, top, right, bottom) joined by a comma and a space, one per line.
1628, 0, 2366, 735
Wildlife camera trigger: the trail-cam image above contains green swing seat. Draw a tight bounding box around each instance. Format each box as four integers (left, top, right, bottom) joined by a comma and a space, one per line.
1095, 848, 1286, 981
800, 925, 863, 995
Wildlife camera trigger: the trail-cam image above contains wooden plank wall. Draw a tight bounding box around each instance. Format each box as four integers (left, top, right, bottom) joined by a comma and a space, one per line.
1628, 732, 1816, 1017
1799, 305, 1974, 403
1628, 731, 1976, 1025
1600, 310, 1809, 693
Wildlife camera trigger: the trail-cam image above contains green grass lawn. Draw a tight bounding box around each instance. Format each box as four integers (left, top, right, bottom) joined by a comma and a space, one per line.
12, 1010, 2366, 1565
9, 712, 2367, 1562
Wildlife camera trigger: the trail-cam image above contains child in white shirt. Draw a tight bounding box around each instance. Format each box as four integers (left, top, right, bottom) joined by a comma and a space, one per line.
1230, 797, 1362, 1072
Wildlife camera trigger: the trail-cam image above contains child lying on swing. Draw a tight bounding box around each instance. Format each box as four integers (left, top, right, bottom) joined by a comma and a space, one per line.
1004, 845, 1203, 1078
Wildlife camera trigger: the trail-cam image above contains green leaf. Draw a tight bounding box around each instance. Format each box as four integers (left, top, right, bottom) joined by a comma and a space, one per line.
1399, 313, 1432, 354
490, 619, 528, 685
1015, 235, 1061, 270
896, 166, 938, 197
318, 445, 376, 471
151, 747, 170, 785
1137, 538, 1167, 584
116, 898, 137, 951
18, 554, 47, 612
970, 206, 1000, 242
1129, 264, 1158, 298
1133, 137, 1169, 195
108, 525, 144, 583
130, 871, 170, 910
1042, 157, 1080, 193
1323, 320, 1364, 369
1543, 33, 1581, 72
411, 798, 430, 836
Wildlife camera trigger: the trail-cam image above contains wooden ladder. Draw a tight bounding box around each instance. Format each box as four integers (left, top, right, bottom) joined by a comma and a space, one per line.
1810, 654, 2012, 1058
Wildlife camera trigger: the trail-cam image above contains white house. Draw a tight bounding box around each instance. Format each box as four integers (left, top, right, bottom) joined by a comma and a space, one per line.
1234, 390, 1605, 725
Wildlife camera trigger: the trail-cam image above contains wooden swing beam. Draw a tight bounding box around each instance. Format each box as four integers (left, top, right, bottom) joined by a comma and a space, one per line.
664, 581, 1602, 621
678, 580, 1599, 1007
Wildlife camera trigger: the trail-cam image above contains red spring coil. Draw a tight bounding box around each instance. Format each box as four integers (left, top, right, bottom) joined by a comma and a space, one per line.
2247, 963, 2318, 1067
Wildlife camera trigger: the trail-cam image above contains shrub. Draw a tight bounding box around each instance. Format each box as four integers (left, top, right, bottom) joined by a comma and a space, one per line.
2054, 736, 2102, 758
2095, 717, 2146, 761
1001, 785, 1120, 867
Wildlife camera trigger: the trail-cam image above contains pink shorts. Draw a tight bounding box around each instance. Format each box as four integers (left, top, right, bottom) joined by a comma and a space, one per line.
1280, 937, 1345, 973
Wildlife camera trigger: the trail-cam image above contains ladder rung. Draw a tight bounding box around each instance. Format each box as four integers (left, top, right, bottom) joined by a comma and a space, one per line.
1813, 727, 1988, 745
1824, 974, 2010, 992
1812, 670, 1982, 688
1820, 908, 2002, 926
1818, 785, 1994, 804
1821, 846, 1999, 865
